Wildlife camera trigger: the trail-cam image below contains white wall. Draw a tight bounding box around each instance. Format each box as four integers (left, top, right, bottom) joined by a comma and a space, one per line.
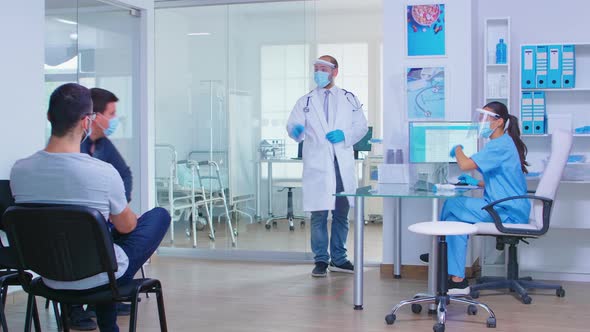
474, 0, 590, 281
382, 0, 473, 266
0, 1, 46, 179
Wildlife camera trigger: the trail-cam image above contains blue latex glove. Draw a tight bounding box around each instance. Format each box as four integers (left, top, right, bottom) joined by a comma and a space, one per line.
449, 144, 464, 158
458, 173, 479, 186
326, 129, 345, 143
291, 124, 304, 138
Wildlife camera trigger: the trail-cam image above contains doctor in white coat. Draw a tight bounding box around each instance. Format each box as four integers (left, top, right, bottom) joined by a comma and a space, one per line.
286, 55, 368, 277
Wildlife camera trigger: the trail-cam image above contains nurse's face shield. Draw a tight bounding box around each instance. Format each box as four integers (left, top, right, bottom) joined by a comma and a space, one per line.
470, 108, 501, 137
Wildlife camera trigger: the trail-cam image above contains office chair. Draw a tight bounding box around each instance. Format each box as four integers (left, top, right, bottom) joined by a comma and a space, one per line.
2, 205, 168, 332
470, 129, 572, 304
265, 182, 306, 231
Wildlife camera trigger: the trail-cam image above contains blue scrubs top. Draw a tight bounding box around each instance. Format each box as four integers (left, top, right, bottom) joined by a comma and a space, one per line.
470, 133, 530, 223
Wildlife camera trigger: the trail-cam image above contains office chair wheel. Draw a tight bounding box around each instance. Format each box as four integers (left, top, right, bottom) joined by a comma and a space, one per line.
384, 313, 396, 325
521, 295, 532, 305
300, 220, 305, 227
411, 303, 422, 314
470, 290, 480, 299
556, 287, 565, 297
486, 317, 496, 328
265, 224, 271, 230
433, 322, 445, 332
272, 221, 277, 226
289, 225, 295, 231
467, 304, 477, 315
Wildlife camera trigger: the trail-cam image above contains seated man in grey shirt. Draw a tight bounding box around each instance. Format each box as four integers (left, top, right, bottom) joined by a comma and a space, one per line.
10, 83, 171, 332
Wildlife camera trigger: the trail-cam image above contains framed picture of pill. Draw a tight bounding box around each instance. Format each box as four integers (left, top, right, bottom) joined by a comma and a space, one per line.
406, 3, 446, 57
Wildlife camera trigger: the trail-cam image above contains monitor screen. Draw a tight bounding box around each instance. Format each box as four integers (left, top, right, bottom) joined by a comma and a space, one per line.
409, 121, 478, 163
354, 126, 373, 152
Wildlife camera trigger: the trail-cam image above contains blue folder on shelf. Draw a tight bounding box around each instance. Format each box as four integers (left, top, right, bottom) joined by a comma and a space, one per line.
521, 46, 536, 89
548, 45, 562, 88
536, 45, 548, 88
521, 91, 534, 135
533, 91, 546, 134
562, 45, 576, 88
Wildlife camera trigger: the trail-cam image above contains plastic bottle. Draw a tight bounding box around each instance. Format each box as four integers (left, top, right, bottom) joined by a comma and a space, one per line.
496, 38, 507, 64
498, 74, 507, 98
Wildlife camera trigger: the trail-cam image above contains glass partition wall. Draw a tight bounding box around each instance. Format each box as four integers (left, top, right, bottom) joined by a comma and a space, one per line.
45, 0, 143, 212
155, 0, 383, 262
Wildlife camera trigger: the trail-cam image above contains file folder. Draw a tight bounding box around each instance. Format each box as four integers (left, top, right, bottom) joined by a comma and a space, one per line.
521, 46, 536, 89
521, 91, 534, 135
562, 45, 575, 88
536, 46, 548, 88
548, 45, 562, 88
533, 91, 546, 134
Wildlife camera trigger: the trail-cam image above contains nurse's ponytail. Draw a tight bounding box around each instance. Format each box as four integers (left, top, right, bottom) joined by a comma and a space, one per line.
483, 101, 530, 174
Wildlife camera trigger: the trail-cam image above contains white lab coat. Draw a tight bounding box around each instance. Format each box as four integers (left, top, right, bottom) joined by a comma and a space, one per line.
286, 86, 368, 212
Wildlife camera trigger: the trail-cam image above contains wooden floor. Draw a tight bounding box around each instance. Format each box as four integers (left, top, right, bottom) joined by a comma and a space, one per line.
4, 257, 589, 331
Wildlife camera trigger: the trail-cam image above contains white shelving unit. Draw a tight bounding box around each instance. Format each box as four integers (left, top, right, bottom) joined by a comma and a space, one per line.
480, 17, 511, 277
483, 17, 510, 107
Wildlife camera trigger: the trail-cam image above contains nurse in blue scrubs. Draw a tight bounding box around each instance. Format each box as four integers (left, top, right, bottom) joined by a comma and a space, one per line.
443, 101, 531, 295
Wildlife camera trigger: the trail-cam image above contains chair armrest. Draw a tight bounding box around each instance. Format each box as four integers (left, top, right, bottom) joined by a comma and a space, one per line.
481, 195, 553, 236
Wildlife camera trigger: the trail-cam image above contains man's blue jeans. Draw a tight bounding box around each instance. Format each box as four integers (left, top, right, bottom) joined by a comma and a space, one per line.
95, 207, 171, 332
310, 159, 350, 266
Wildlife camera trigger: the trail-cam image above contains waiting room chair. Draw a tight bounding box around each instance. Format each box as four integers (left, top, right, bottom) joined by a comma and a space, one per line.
2, 204, 168, 332
470, 129, 572, 304
0, 180, 42, 331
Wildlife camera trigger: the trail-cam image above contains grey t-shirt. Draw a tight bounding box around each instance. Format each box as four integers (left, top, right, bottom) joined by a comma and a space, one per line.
10, 150, 129, 290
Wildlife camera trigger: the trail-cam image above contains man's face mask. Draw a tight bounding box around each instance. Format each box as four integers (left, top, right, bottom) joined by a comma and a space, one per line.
97, 113, 120, 136
314, 71, 331, 88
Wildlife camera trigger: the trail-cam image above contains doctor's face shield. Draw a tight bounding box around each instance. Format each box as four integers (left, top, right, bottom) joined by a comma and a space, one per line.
472, 108, 502, 139
313, 59, 336, 88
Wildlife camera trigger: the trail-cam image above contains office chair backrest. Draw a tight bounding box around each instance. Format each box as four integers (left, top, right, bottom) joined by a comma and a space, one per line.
533, 129, 572, 230
2, 205, 118, 284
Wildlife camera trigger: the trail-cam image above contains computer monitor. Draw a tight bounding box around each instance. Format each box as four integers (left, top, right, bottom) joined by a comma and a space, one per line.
409, 121, 478, 163
354, 126, 373, 159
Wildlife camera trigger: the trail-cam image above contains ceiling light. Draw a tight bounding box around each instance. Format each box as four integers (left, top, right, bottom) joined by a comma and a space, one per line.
187, 32, 211, 36
55, 18, 78, 25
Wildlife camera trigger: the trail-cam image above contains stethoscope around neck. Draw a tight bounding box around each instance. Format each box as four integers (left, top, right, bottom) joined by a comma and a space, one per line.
302, 89, 362, 113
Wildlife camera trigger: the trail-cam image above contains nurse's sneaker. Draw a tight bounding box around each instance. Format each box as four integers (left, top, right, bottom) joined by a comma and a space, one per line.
328, 261, 354, 274
312, 262, 328, 277
447, 278, 470, 296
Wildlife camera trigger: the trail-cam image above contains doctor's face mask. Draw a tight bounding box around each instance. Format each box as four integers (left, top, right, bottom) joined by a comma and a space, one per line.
313, 59, 336, 88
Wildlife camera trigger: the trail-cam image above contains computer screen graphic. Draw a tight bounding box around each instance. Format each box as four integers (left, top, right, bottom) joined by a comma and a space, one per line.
409, 122, 478, 163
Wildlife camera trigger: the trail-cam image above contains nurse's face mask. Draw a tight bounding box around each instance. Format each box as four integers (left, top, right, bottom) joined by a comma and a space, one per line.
473, 108, 501, 139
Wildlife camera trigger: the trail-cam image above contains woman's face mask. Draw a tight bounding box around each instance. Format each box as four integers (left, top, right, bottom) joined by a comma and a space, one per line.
478, 121, 494, 138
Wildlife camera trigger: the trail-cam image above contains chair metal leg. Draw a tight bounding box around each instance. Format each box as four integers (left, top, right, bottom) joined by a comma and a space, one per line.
519, 280, 562, 290
141, 267, 150, 298
60, 302, 70, 332
0, 294, 9, 332
52, 300, 62, 331
129, 298, 139, 332
477, 276, 504, 283
388, 296, 436, 315
32, 299, 41, 332
519, 276, 533, 281
155, 288, 168, 332
24, 294, 35, 332
450, 297, 496, 319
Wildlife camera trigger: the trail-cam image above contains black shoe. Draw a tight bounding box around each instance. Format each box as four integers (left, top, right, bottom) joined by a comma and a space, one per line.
420, 253, 429, 263
312, 262, 328, 277
448, 278, 470, 296
69, 307, 97, 331
85, 305, 96, 319
116, 303, 132, 316
328, 261, 354, 274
